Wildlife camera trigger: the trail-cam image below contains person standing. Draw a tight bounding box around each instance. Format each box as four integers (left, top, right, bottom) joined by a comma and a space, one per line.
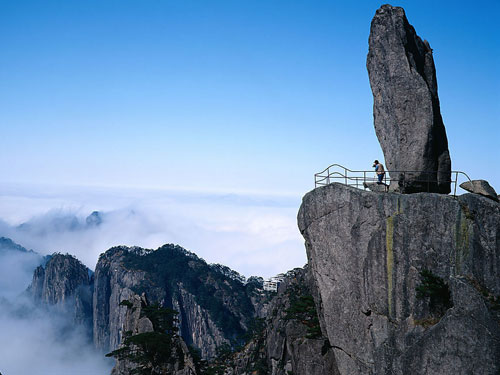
373, 160, 385, 184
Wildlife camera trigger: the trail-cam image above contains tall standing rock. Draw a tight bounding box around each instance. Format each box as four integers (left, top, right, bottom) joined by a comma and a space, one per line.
367, 4, 451, 193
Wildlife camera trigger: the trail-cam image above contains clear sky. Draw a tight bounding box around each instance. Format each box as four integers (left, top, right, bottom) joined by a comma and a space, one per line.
0, 4, 496, 372
1, 0, 498, 195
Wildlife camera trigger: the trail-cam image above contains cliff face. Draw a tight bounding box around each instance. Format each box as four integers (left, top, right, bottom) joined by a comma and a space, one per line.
93, 244, 255, 358
110, 294, 197, 375
29, 253, 93, 332
216, 267, 339, 375
262, 268, 338, 375
298, 183, 500, 375
172, 283, 229, 358
93, 246, 148, 352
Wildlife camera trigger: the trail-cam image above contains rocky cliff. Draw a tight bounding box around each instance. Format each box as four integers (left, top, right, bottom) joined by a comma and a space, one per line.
204, 267, 338, 375
367, 5, 451, 193
29, 253, 93, 333
93, 244, 256, 358
261, 267, 338, 375
109, 293, 197, 375
93, 246, 148, 352
298, 183, 500, 374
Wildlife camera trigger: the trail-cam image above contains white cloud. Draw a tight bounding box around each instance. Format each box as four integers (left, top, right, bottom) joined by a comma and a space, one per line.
0, 183, 306, 278
0, 182, 307, 375
0, 247, 112, 375
0, 298, 113, 375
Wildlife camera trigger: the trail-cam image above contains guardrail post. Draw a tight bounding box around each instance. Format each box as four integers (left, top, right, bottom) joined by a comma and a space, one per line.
454, 172, 458, 196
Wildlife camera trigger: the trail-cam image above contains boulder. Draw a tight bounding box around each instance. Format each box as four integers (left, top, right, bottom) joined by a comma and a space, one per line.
460, 180, 499, 202
367, 5, 451, 194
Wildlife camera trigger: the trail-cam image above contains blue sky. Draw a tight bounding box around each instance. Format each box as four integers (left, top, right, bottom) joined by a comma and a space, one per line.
0, 4, 496, 371
1, 0, 498, 194
0, 1, 498, 278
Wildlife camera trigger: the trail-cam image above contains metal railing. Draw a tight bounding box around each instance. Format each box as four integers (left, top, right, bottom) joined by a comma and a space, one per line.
314, 164, 472, 196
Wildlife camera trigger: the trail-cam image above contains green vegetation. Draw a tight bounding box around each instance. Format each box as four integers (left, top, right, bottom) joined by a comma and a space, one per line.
106, 302, 180, 375
240, 317, 266, 346
187, 346, 203, 374
246, 357, 268, 374
196, 318, 268, 375
415, 270, 453, 327
284, 292, 322, 339
190, 343, 233, 375
416, 270, 452, 313
119, 299, 134, 308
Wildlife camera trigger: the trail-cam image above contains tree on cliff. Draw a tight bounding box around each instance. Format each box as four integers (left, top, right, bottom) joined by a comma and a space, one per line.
106, 302, 180, 375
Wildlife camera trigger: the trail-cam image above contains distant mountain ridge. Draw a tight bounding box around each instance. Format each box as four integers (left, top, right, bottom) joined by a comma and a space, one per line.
0, 236, 34, 253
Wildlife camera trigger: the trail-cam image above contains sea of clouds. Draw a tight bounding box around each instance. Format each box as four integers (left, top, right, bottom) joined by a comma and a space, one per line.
0, 182, 306, 374
0, 183, 306, 278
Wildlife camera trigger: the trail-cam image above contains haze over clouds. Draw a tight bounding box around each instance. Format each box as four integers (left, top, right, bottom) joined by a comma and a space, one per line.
0, 182, 305, 375
0, 183, 305, 278
0, 241, 112, 375
0, 296, 113, 375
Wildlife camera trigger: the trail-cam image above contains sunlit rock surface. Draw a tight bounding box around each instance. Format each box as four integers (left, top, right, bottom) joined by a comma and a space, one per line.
298, 183, 500, 374
367, 5, 451, 193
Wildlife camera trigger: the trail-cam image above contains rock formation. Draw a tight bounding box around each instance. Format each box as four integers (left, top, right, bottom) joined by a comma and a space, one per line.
86, 211, 103, 226
93, 247, 149, 352
298, 183, 500, 374
110, 294, 197, 375
201, 267, 338, 375
259, 267, 338, 375
0, 237, 34, 254
460, 179, 499, 202
367, 4, 451, 194
93, 244, 256, 358
90, 243, 337, 375
29, 253, 93, 332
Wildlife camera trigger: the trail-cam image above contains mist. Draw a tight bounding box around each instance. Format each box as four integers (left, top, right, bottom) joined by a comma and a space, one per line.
0, 183, 306, 374
0, 247, 41, 299
0, 183, 306, 278
0, 245, 112, 375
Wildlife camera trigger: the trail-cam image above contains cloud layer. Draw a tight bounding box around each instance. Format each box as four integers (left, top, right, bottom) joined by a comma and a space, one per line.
0, 182, 306, 374
0, 241, 112, 375
0, 183, 306, 278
